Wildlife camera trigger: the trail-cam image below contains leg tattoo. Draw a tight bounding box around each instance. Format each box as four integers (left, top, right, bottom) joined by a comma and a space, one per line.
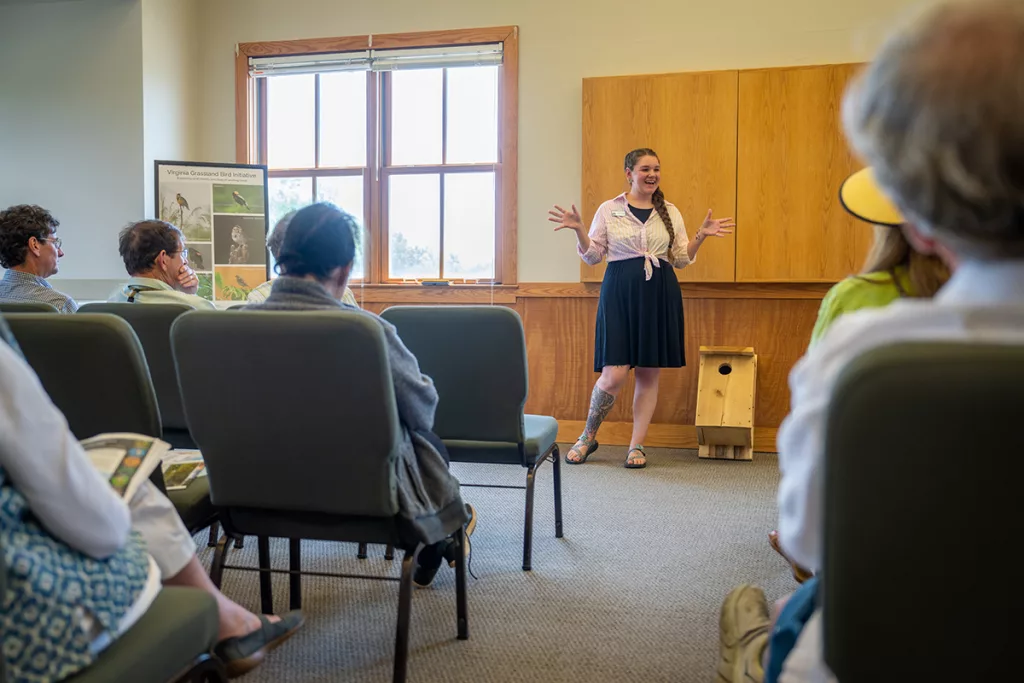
583, 386, 616, 440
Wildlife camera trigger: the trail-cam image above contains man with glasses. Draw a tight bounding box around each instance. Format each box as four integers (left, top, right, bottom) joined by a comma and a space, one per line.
0, 204, 78, 312
109, 220, 215, 309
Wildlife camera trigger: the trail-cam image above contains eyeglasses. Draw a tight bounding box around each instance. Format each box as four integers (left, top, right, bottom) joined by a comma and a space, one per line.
40, 237, 62, 249
173, 249, 189, 260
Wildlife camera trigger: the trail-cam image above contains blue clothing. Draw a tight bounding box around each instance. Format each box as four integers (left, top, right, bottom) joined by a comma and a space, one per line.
0, 270, 77, 313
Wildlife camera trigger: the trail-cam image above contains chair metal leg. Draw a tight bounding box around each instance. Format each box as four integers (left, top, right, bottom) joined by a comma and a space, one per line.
454, 527, 469, 640
385, 543, 395, 561
289, 538, 302, 610
207, 521, 220, 548
522, 462, 538, 571
551, 444, 564, 539
357, 542, 368, 559
209, 536, 229, 589
257, 536, 273, 615
393, 545, 421, 683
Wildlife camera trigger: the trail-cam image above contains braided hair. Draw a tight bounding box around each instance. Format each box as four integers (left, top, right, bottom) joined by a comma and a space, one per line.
625, 148, 675, 260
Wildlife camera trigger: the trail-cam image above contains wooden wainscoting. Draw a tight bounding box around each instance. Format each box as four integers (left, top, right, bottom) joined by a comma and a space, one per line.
360, 282, 824, 453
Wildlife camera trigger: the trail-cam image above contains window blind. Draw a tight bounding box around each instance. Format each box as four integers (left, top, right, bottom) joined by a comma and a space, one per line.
249, 43, 503, 78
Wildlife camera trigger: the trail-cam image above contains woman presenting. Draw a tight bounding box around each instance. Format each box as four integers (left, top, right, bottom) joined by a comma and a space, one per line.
549, 148, 734, 468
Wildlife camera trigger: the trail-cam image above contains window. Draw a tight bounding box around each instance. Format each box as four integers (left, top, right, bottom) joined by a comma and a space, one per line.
237, 28, 518, 284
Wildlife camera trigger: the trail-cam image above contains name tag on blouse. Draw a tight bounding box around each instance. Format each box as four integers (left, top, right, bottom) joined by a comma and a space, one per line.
611, 210, 626, 217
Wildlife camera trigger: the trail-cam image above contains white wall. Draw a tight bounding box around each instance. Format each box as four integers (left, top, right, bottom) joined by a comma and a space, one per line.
196, 0, 944, 282
0, 0, 144, 285
141, 0, 201, 217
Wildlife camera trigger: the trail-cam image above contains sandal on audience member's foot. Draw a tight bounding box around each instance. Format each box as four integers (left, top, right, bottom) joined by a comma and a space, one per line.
565, 436, 599, 464
624, 445, 647, 469
215, 610, 305, 679
768, 530, 814, 584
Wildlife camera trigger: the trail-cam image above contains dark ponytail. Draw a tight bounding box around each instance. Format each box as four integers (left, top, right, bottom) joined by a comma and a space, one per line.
625, 148, 674, 260
275, 202, 358, 280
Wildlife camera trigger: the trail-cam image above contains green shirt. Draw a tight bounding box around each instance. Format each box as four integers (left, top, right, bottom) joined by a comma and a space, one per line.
810, 267, 912, 346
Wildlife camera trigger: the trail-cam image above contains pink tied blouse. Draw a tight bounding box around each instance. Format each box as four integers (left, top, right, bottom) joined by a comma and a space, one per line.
577, 193, 694, 280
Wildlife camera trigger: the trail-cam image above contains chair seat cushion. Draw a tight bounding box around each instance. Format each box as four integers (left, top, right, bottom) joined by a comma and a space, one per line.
524, 414, 558, 462
65, 587, 219, 683
167, 477, 217, 534
444, 414, 558, 466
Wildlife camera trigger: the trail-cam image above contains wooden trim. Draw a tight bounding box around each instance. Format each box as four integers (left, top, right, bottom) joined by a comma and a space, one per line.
235, 48, 256, 163
383, 163, 498, 175
556, 421, 779, 453
499, 27, 518, 285
368, 71, 381, 284
257, 78, 268, 165
514, 281, 831, 299
370, 26, 516, 49
267, 168, 365, 178
239, 35, 371, 57
351, 284, 517, 304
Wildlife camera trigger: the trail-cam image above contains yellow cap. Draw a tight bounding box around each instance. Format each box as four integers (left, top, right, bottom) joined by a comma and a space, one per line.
839, 168, 904, 227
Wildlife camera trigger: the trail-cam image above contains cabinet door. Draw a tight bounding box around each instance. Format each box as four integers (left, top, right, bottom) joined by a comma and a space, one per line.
581, 70, 738, 283
736, 64, 870, 282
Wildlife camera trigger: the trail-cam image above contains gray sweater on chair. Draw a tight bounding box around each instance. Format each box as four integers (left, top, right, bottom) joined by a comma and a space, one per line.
244, 276, 467, 544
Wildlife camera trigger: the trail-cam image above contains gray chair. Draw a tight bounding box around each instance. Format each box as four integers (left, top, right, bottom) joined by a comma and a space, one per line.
4, 314, 162, 440
0, 301, 58, 313
0, 537, 225, 683
171, 310, 468, 683
2, 313, 218, 537
822, 342, 1024, 683
78, 303, 197, 449
379, 305, 561, 571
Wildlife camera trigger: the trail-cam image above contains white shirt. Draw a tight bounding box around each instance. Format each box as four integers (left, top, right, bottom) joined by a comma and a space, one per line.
777, 260, 1024, 572
775, 260, 1024, 681
578, 193, 694, 278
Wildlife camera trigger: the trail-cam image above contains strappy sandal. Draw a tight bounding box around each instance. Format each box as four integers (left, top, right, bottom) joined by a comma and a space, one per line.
565, 436, 599, 464
624, 445, 647, 469
215, 611, 305, 678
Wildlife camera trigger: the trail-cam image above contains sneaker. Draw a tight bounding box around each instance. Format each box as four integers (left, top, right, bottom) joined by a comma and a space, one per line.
412, 541, 447, 589
414, 505, 477, 589
717, 584, 770, 683
444, 503, 477, 568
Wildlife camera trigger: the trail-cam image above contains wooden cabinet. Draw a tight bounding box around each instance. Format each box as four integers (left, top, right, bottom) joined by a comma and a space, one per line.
582, 63, 869, 285
581, 70, 738, 283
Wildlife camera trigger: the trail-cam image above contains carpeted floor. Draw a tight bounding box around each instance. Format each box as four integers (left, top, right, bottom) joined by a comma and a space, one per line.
195, 446, 793, 683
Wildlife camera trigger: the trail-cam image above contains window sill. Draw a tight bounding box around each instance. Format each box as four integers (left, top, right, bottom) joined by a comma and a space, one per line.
349, 283, 517, 304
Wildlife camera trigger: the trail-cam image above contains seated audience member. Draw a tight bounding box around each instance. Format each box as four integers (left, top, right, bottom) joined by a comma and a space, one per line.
0, 315, 302, 681
108, 220, 215, 309
244, 202, 475, 587
718, 2, 1024, 682
0, 204, 78, 312
247, 210, 358, 307
809, 168, 950, 345
767, 169, 951, 583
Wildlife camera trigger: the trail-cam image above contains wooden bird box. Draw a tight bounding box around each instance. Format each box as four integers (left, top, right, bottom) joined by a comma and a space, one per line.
695, 346, 757, 461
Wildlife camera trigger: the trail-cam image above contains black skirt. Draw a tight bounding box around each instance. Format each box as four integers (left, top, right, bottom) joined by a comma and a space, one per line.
593, 257, 686, 372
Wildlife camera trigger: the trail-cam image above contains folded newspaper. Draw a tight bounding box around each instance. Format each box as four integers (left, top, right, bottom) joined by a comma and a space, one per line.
161, 450, 207, 491
80, 433, 170, 501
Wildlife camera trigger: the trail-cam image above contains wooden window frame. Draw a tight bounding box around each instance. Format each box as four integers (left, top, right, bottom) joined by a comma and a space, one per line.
235, 26, 519, 286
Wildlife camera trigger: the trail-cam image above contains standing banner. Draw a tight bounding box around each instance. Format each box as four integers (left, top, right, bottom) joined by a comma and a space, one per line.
154, 161, 270, 303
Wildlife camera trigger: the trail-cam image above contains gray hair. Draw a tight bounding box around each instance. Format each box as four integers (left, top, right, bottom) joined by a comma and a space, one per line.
843, 0, 1024, 260
266, 210, 297, 261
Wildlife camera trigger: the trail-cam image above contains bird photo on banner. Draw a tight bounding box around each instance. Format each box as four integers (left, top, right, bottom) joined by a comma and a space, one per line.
213, 183, 264, 214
